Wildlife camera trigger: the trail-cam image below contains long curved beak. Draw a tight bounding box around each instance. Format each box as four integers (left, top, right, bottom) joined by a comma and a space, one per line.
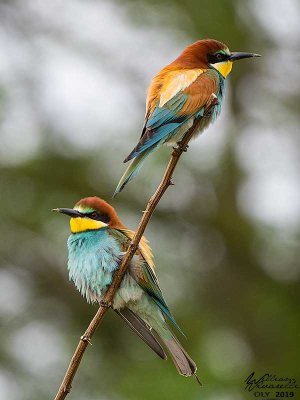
229, 52, 261, 61
52, 208, 82, 217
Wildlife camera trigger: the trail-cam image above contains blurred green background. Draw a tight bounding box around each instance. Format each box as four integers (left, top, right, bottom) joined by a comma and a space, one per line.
0, 1, 299, 399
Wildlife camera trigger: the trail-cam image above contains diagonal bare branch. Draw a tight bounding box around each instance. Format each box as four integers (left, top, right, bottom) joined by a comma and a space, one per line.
53, 112, 213, 399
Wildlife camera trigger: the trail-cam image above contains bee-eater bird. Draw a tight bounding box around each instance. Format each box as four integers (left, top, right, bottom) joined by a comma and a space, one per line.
114, 39, 260, 195
54, 196, 197, 378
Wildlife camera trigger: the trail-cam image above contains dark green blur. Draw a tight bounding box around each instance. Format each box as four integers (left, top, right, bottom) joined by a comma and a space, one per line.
0, 1, 299, 399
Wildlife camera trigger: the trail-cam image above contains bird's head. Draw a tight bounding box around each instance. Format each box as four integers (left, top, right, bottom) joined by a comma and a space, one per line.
53, 196, 123, 233
173, 39, 261, 78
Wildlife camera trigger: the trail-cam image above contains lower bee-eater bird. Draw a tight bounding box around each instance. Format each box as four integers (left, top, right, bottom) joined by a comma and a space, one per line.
54, 196, 197, 378
114, 38, 260, 196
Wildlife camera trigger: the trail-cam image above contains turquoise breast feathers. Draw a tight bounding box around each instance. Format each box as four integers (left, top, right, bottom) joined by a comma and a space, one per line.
67, 229, 121, 303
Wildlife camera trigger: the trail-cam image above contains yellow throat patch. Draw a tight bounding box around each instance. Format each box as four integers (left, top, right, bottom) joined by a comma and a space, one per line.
214, 60, 233, 78
70, 217, 107, 233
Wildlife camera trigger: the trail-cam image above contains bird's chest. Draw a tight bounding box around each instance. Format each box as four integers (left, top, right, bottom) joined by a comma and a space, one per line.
67, 230, 121, 303
193, 75, 225, 136
213, 76, 225, 117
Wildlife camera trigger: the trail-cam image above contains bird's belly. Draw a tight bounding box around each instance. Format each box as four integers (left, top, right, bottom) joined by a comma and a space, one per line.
163, 106, 222, 147
164, 119, 194, 146
112, 273, 144, 310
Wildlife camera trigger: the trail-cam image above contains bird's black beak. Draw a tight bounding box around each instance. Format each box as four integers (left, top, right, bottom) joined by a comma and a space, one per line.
229, 52, 261, 61
52, 208, 82, 217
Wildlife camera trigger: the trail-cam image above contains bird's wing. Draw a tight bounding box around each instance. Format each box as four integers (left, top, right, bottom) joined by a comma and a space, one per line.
124, 69, 219, 161
114, 227, 155, 269
130, 257, 185, 336
109, 227, 184, 335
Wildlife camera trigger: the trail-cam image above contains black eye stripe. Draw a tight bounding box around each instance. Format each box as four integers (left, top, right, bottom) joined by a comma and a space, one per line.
208, 52, 230, 64
86, 211, 110, 223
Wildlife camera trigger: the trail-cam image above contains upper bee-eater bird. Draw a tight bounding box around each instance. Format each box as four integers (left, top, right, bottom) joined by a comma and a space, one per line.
114, 39, 260, 196
54, 196, 197, 378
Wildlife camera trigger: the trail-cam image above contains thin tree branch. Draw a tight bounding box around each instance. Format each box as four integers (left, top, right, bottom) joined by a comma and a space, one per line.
53, 113, 211, 399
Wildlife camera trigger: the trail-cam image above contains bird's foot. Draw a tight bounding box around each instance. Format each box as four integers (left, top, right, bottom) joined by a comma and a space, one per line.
172, 146, 180, 156
99, 299, 110, 309
63, 385, 72, 394
177, 141, 189, 152
172, 142, 189, 156
80, 335, 92, 345
205, 93, 219, 116
129, 242, 138, 252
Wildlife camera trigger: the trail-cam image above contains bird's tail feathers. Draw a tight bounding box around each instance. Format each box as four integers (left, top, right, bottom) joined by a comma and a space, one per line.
115, 308, 166, 360
113, 145, 156, 197
159, 332, 197, 377
117, 308, 199, 381
152, 298, 186, 338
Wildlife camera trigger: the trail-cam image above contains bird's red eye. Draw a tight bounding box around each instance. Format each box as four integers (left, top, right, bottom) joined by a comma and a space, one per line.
91, 212, 98, 219
216, 53, 223, 61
